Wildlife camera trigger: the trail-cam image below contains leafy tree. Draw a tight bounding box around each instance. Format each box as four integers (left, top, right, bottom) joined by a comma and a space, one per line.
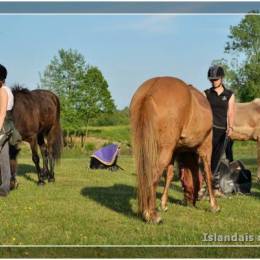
90, 106, 129, 126
40, 49, 116, 129
77, 66, 116, 128
40, 48, 87, 127
224, 12, 260, 101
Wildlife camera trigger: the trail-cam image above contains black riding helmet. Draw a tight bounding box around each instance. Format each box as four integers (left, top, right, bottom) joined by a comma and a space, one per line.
208, 65, 224, 80
0, 64, 7, 81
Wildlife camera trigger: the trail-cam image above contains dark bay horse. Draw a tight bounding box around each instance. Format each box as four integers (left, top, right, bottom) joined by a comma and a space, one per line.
10, 86, 63, 186
130, 77, 219, 223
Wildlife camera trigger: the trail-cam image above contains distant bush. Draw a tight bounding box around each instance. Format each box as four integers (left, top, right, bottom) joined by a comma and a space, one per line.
89, 107, 129, 126
85, 142, 96, 152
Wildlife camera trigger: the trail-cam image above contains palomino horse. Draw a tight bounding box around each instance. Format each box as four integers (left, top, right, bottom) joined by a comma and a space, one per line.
226, 98, 260, 182
130, 77, 219, 223
10, 86, 63, 186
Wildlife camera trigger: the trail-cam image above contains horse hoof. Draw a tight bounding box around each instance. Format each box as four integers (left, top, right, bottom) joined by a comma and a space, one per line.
48, 177, 55, 183
143, 210, 151, 222
151, 215, 163, 224
160, 205, 168, 212
37, 181, 45, 186
42, 169, 50, 180
10, 180, 19, 190
211, 205, 221, 213
182, 199, 195, 208
150, 212, 163, 224
143, 210, 163, 224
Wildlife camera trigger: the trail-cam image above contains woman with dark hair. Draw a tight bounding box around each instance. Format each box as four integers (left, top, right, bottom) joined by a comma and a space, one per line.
0, 64, 14, 196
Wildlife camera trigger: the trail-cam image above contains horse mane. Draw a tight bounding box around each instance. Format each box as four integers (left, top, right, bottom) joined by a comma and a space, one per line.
11, 84, 31, 95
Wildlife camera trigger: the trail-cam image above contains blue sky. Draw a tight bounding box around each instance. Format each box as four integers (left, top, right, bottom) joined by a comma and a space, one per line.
0, 14, 243, 109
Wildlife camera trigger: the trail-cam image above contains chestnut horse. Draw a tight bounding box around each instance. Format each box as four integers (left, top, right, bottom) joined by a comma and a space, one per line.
130, 77, 219, 223
10, 86, 63, 186
171, 152, 203, 207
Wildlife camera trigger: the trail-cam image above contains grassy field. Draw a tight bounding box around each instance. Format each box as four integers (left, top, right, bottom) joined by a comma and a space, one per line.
0, 130, 260, 257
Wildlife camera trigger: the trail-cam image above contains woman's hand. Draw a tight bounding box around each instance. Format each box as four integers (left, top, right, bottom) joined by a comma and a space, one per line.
227, 127, 233, 137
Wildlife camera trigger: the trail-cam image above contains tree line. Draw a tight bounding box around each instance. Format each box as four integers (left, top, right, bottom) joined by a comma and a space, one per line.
39, 48, 129, 132
39, 49, 129, 147
39, 12, 260, 144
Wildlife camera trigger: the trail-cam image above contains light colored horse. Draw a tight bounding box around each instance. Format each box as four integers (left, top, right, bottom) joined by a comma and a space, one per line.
130, 77, 219, 223
229, 98, 260, 180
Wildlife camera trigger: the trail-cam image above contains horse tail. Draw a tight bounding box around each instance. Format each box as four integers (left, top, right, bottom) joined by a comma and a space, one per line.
51, 94, 63, 161
132, 96, 158, 216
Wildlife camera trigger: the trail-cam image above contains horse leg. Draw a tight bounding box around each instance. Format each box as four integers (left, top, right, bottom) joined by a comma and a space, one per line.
30, 137, 45, 185
45, 121, 62, 183
161, 163, 174, 211
197, 134, 220, 213
147, 145, 174, 224
181, 167, 194, 206
38, 134, 50, 179
178, 152, 199, 206
190, 153, 201, 205
46, 129, 56, 183
48, 153, 55, 182
9, 144, 20, 190
10, 159, 18, 190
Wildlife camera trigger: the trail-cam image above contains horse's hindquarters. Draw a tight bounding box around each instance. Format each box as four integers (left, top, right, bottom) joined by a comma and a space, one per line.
131, 76, 217, 222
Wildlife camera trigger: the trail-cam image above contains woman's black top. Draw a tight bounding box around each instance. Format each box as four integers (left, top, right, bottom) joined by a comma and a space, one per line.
204, 87, 233, 129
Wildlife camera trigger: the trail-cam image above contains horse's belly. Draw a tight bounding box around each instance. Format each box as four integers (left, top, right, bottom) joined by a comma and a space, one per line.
177, 131, 208, 148
231, 126, 255, 140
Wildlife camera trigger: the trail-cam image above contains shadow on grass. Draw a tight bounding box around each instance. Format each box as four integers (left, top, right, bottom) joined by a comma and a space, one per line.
81, 184, 137, 218
81, 184, 184, 219
250, 181, 260, 199
252, 182, 260, 191
250, 191, 260, 199
16, 163, 38, 184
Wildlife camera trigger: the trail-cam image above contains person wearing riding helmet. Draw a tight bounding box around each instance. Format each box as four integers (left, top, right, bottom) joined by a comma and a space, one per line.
204, 65, 235, 196
0, 64, 14, 196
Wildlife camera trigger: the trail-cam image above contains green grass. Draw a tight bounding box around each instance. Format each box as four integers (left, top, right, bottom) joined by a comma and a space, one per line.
88, 125, 131, 144
0, 141, 260, 257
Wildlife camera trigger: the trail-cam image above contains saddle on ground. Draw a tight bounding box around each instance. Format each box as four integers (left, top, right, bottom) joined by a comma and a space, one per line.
89, 144, 121, 171
218, 160, 252, 194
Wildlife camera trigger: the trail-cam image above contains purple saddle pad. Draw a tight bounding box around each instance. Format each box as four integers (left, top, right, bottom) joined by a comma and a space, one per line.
91, 144, 119, 166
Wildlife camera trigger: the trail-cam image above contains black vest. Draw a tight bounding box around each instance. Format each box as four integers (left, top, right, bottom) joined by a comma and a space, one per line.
204, 87, 233, 129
